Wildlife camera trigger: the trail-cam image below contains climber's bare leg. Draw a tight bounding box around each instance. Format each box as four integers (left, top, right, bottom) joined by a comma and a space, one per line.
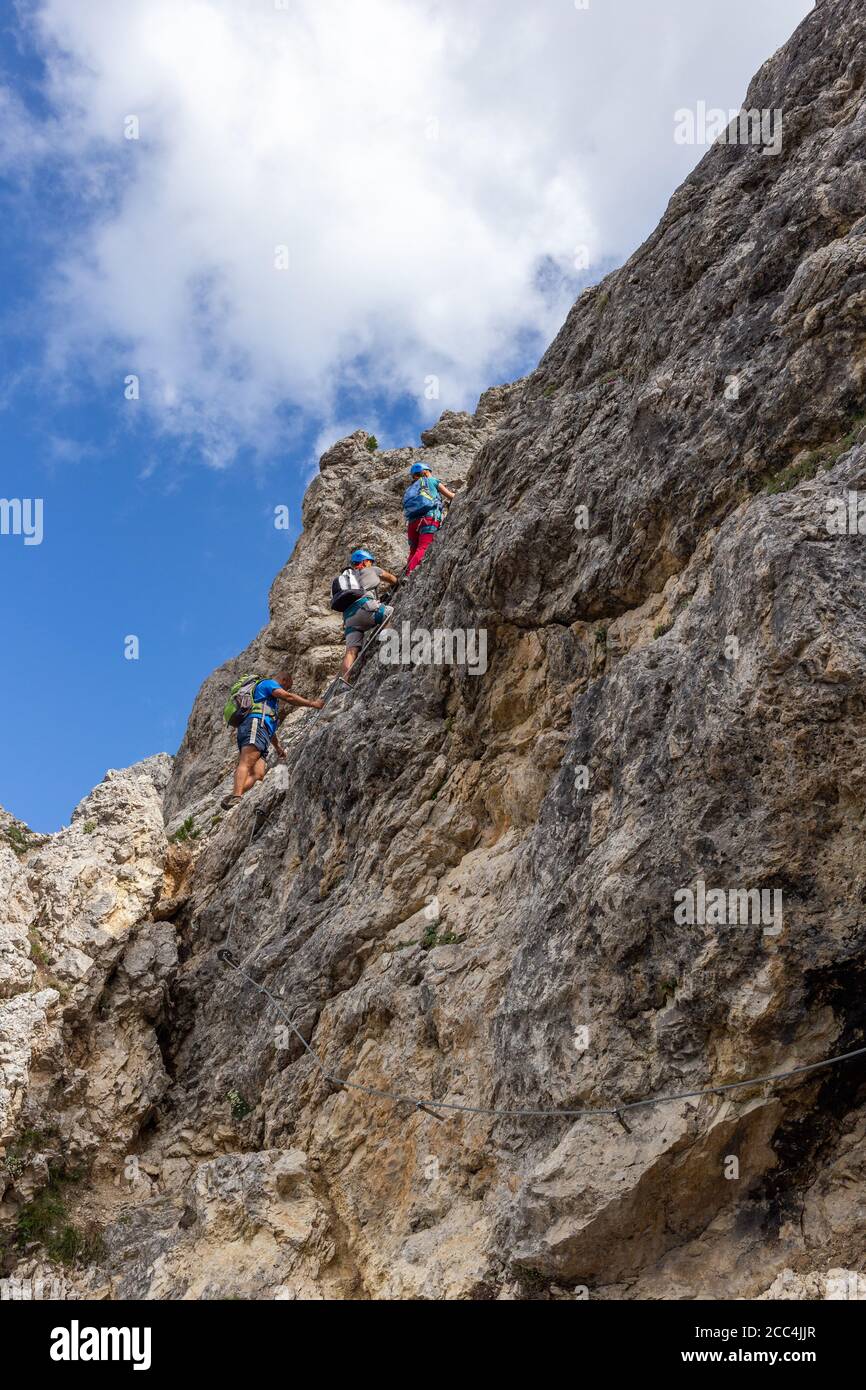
234, 746, 260, 798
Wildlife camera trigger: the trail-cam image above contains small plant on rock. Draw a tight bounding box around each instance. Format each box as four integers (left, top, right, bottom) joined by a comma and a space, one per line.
763, 453, 827, 495
762, 414, 866, 495
4, 824, 46, 857
420, 925, 465, 950
13, 1172, 103, 1267
227, 1088, 251, 1121
28, 927, 49, 966
170, 817, 200, 844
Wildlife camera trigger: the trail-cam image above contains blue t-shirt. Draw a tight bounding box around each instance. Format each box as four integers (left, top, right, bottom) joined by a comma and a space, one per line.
252, 678, 282, 732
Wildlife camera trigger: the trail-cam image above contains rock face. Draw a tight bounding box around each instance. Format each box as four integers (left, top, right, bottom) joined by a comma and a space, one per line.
0, 759, 172, 1232
3, 0, 866, 1300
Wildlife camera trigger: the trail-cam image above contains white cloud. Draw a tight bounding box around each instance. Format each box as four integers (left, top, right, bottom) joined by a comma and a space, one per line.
11, 0, 811, 466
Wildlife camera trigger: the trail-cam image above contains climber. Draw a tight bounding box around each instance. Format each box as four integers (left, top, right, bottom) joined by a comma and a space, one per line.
403, 462, 455, 574
220, 673, 324, 809
336, 549, 398, 679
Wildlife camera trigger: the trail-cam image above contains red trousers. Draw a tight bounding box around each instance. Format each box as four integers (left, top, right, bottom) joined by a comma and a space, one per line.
407, 517, 440, 573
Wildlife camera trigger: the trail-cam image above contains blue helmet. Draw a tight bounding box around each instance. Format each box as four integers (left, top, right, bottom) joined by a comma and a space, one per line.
350, 548, 374, 564
409, 462, 429, 477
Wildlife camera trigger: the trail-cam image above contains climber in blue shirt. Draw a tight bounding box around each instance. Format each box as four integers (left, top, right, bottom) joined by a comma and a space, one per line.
403, 462, 455, 572
221, 672, 324, 809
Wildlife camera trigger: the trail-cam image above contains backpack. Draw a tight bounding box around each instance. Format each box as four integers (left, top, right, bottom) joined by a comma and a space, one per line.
223, 673, 263, 728
403, 479, 439, 521
330, 567, 365, 612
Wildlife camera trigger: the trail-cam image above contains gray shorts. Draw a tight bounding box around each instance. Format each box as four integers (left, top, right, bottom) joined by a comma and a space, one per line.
345, 601, 393, 649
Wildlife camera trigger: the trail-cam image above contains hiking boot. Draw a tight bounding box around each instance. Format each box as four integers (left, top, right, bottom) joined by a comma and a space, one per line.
220, 793, 242, 810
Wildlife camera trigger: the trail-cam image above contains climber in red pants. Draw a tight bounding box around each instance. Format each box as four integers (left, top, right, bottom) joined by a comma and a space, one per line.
406, 514, 439, 572
403, 462, 455, 573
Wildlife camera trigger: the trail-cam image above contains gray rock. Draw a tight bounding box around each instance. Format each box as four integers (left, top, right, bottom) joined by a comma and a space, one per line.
5, 0, 866, 1301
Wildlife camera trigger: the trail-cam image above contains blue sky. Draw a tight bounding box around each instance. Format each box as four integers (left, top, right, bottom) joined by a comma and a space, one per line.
1, 0, 812, 831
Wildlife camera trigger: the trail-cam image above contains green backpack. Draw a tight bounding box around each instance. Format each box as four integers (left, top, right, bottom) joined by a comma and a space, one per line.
223, 673, 263, 728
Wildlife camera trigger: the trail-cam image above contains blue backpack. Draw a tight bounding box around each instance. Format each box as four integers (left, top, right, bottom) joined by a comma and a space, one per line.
403, 478, 439, 521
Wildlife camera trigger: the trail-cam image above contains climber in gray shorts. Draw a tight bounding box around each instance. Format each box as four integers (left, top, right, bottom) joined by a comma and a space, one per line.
340, 549, 398, 678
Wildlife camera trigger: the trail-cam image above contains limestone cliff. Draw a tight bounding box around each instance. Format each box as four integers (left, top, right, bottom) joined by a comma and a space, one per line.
3, 0, 866, 1301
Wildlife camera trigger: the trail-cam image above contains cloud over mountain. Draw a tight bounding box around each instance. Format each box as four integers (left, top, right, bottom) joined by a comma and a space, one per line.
8, 0, 810, 465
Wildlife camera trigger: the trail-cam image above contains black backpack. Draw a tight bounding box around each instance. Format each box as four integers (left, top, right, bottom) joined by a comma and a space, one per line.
330, 568, 364, 612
